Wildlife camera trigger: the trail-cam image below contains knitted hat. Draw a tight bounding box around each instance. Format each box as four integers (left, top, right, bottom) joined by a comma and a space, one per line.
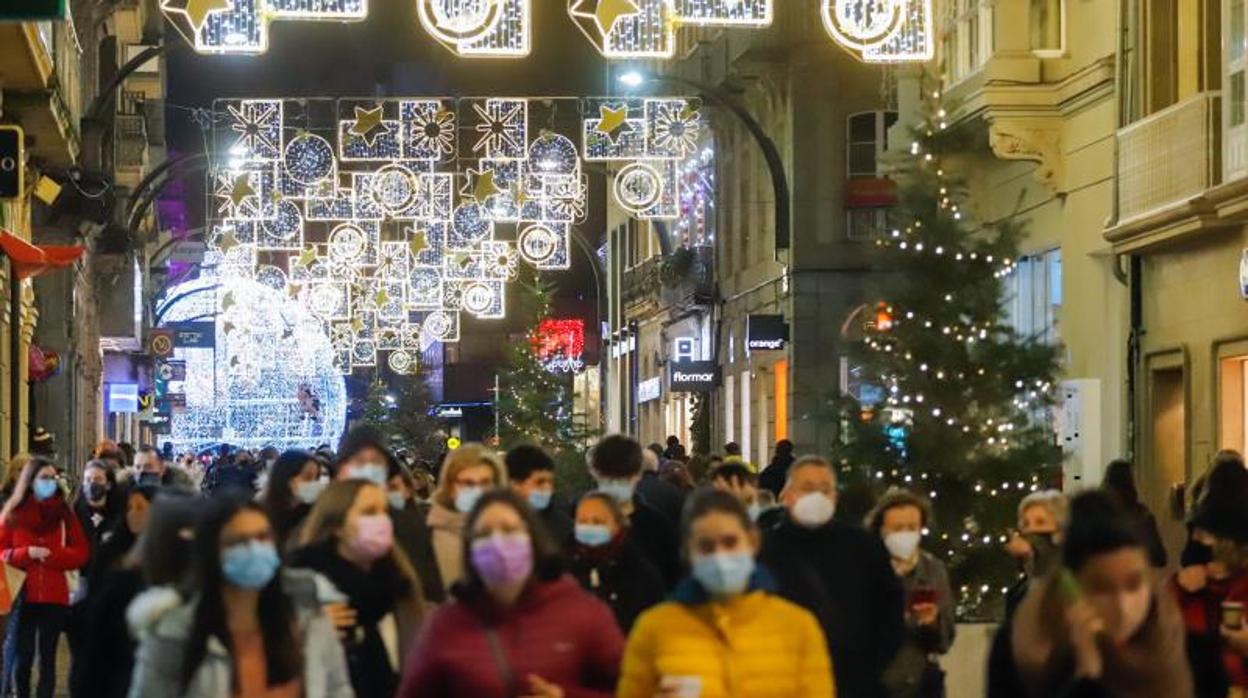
31, 428, 55, 456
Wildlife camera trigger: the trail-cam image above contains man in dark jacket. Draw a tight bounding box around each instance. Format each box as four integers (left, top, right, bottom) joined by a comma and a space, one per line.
637, 448, 685, 526
760, 455, 905, 698
589, 435, 679, 586
506, 444, 573, 548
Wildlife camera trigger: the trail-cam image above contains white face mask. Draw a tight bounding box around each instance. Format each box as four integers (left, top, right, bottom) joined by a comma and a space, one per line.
884, 530, 922, 561
791, 492, 836, 528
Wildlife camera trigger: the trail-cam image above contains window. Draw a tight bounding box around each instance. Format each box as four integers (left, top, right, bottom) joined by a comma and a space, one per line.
1228, 0, 1248, 178
1030, 0, 1064, 54
846, 111, 899, 242
1005, 249, 1062, 344
941, 0, 994, 83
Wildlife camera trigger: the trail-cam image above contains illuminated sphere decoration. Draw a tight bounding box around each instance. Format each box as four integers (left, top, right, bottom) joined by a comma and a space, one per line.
157, 272, 348, 452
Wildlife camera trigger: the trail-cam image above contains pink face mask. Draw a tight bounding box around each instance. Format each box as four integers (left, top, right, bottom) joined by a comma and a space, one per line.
349, 514, 394, 561
471, 533, 534, 588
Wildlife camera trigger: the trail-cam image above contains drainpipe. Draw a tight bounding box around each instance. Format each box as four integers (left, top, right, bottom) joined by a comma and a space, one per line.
9, 259, 20, 455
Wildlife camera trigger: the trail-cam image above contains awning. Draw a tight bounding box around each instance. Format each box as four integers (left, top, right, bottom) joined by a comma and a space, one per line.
0, 229, 85, 279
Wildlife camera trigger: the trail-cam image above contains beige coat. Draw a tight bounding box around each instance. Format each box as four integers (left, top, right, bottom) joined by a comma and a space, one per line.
426, 503, 465, 592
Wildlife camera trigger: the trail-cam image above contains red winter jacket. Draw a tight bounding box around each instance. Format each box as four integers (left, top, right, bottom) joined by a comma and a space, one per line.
0, 495, 89, 606
398, 575, 623, 698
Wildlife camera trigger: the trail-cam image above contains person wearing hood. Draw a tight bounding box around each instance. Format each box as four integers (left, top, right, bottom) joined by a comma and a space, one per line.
128, 495, 352, 697
0, 457, 89, 698
989, 490, 1193, 698
335, 425, 445, 602
618, 488, 833, 698
398, 489, 623, 698
427, 443, 507, 592
758, 439, 795, 498
758, 455, 904, 698
289, 479, 425, 697
261, 450, 324, 552
567, 492, 664, 632
865, 488, 955, 698
1170, 450, 1248, 698
506, 444, 573, 548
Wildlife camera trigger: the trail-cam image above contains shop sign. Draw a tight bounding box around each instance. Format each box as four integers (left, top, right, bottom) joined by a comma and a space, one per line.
0, 0, 66, 21
670, 361, 720, 392
747, 314, 788, 351
168, 240, 207, 265
106, 383, 140, 413
171, 322, 215, 348
148, 329, 174, 358
673, 337, 697, 362
638, 376, 662, 403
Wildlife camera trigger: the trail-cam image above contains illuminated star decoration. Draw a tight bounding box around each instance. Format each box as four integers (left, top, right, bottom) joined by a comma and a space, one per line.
570, 0, 642, 38
407, 228, 429, 257
595, 104, 633, 144
164, 0, 232, 32
229, 174, 255, 208
349, 104, 392, 148
218, 229, 241, 253
294, 246, 318, 268
463, 167, 503, 202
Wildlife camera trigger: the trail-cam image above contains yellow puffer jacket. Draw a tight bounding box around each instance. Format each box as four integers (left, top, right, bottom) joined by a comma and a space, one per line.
617, 588, 835, 698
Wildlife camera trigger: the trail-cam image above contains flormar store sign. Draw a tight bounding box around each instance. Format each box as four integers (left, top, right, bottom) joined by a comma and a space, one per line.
670, 361, 720, 392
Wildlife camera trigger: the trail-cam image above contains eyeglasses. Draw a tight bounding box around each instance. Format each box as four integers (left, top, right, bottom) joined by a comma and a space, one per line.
455, 477, 494, 488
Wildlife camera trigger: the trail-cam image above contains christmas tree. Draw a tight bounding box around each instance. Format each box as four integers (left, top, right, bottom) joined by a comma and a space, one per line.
832, 81, 1063, 619
391, 371, 442, 461
358, 378, 394, 433
496, 272, 595, 494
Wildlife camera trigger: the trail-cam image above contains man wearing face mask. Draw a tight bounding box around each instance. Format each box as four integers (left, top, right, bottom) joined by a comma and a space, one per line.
759, 455, 905, 698
506, 444, 573, 549
865, 488, 955, 698
588, 435, 679, 586
336, 425, 446, 602
133, 446, 194, 492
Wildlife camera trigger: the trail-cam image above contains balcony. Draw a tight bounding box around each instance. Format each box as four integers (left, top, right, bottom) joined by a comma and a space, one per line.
113, 114, 150, 188
622, 256, 663, 311
0, 23, 55, 90
112, 0, 149, 45
1117, 93, 1221, 224
2, 19, 83, 167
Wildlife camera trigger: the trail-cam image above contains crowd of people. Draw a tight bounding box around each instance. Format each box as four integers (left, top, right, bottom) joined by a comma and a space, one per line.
0, 429, 1242, 697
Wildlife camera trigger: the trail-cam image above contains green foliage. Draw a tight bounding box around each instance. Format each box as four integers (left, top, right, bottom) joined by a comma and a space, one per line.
496, 271, 597, 494
830, 82, 1063, 620
358, 378, 393, 433
391, 372, 442, 460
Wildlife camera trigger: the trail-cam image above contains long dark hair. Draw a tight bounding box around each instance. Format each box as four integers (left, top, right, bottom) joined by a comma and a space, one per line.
455, 489, 563, 600
1062, 490, 1146, 571
261, 450, 314, 515
1102, 459, 1141, 507
180, 495, 300, 692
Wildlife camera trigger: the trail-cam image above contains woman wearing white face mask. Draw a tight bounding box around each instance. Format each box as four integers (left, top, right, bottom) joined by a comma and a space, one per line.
990, 490, 1193, 698
866, 489, 954, 698
427, 444, 507, 592
618, 489, 833, 698
261, 450, 323, 552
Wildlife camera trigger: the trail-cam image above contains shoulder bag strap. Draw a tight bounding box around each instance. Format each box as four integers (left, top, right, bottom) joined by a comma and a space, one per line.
483, 625, 517, 697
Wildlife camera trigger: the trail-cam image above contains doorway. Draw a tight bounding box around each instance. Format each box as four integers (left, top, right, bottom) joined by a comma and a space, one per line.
1148, 363, 1188, 560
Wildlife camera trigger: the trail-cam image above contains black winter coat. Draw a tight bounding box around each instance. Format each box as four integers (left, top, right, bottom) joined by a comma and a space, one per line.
568, 537, 665, 632
393, 502, 445, 604
760, 516, 905, 698
629, 498, 680, 587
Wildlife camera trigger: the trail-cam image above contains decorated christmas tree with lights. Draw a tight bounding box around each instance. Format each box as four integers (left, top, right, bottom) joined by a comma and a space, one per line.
833, 82, 1063, 619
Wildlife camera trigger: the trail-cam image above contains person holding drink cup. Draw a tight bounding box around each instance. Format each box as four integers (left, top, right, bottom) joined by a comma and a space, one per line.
617, 489, 833, 698
865, 489, 954, 698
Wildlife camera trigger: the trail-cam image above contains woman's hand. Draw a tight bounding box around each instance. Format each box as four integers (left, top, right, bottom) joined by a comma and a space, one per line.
1004, 533, 1033, 561
26, 547, 50, 562
1176, 565, 1208, 593
521, 675, 565, 698
324, 603, 357, 640
912, 602, 939, 626
1065, 599, 1105, 680
1221, 624, 1248, 656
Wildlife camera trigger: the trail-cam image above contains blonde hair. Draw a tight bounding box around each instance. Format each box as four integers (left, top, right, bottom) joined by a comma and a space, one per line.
1018, 490, 1068, 529
433, 444, 507, 509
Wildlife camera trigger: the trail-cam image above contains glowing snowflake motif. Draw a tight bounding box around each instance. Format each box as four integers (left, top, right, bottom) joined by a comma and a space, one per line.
228, 100, 283, 162
403, 101, 457, 160
472, 99, 528, 160
485, 243, 519, 279
648, 100, 701, 159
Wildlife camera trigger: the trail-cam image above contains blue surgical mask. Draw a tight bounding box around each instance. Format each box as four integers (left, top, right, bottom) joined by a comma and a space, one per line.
32, 479, 58, 501
455, 486, 484, 513
527, 489, 553, 511
347, 463, 388, 487
691, 552, 756, 597
295, 480, 326, 505
387, 492, 408, 511
574, 524, 613, 548
221, 540, 280, 590
596, 478, 636, 505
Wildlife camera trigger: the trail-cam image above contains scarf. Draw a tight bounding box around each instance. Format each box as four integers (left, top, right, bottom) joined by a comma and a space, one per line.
427, 503, 466, 589
290, 541, 410, 626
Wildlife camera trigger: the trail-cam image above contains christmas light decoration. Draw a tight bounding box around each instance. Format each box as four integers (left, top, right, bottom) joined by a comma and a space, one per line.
161, 0, 368, 55
532, 318, 586, 373
820, 0, 933, 63
568, 0, 774, 58
417, 0, 531, 57
155, 272, 348, 451
206, 96, 699, 373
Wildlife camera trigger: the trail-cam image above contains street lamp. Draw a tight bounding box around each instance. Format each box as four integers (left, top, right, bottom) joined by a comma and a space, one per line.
617, 70, 791, 254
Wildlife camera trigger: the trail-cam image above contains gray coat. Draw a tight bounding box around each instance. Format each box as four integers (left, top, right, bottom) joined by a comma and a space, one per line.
126, 570, 354, 698
882, 550, 956, 698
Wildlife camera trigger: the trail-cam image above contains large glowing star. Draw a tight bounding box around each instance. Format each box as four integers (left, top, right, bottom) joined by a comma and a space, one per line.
161, 0, 368, 55
569, 0, 775, 58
